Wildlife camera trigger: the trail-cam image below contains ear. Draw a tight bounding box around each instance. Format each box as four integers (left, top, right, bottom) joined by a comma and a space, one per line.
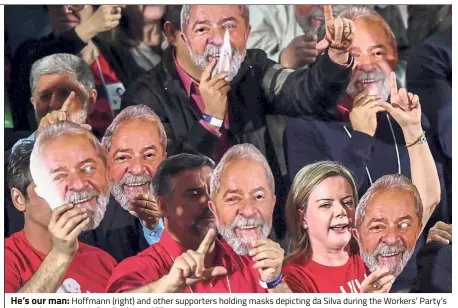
298, 209, 308, 229
11, 188, 27, 212
30, 97, 36, 108
164, 21, 178, 46
415, 222, 424, 240
352, 228, 360, 242
156, 196, 168, 216
245, 24, 251, 41
208, 200, 217, 217
180, 32, 189, 45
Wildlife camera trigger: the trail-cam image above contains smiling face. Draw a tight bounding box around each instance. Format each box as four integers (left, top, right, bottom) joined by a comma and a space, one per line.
107, 119, 166, 210
347, 16, 397, 101
40, 134, 109, 230
355, 189, 421, 277
303, 176, 355, 252
182, 5, 250, 80
209, 159, 275, 255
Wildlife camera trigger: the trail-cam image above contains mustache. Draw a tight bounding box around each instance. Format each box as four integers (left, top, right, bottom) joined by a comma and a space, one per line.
230, 215, 264, 229
373, 242, 407, 256
120, 173, 152, 186
354, 70, 387, 83
65, 190, 98, 204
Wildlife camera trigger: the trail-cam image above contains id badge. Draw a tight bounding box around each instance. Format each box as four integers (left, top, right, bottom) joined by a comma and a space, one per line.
105, 82, 125, 111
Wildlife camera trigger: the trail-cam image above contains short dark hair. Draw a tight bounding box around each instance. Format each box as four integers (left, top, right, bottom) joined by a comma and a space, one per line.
152, 153, 215, 197
161, 5, 183, 31
7, 141, 34, 199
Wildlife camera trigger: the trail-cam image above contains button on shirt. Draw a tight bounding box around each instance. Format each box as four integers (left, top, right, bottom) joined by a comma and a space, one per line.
105, 229, 267, 293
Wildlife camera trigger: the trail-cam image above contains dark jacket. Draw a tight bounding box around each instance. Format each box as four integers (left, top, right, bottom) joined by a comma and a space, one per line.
122, 46, 352, 238
285, 110, 447, 291
9, 28, 143, 131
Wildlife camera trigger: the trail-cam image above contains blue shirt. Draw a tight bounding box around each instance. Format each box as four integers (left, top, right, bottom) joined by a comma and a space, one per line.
12, 132, 35, 151
142, 218, 164, 245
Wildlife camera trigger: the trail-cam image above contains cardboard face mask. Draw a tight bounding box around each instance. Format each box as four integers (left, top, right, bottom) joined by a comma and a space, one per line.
35, 180, 65, 210
214, 30, 232, 80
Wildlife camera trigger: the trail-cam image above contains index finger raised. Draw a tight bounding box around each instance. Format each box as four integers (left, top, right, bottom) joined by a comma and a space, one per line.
324, 5, 334, 25
390, 71, 398, 97
197, 228, 216, 254
61, 91, 75, 112
201, 59, 216, 83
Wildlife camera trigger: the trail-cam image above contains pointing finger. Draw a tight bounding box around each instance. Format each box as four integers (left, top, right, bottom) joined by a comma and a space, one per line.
197, 228, 216, 255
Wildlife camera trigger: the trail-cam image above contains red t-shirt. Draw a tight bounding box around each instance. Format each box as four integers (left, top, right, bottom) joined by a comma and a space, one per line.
89, 52, 120, 136
5, 231, 118, 293
283, 253, 368, 293
106, 230, 267, 293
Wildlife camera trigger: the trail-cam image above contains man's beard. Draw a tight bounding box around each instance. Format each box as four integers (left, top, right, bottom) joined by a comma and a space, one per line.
189, 207, 215, 238
64, 189, 110, 231
346, 70, 391, 101
110, 173, 153, 210
187, 43, 246, 82
296, 5, 324, 34
216, 214, 271, 255
359, 241, 414, 278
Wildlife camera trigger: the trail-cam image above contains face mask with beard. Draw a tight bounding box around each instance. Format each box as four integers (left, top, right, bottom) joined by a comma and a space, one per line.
65, 189, 110, 231
346, 70, 392, 101
110, 173, 153, 210
358, 241, 414, 279
216, 215, 271, 255
186, 33, 246, 82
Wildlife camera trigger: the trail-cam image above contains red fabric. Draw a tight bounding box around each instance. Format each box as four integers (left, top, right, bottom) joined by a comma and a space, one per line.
174, 54, 232, 162
89, 52, 119, 135
5, 230, 117, 293
283, 253, 368, 293
105, 229, 267, 293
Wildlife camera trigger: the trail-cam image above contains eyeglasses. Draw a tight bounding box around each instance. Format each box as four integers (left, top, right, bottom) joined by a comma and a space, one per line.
65, 5, 85, 12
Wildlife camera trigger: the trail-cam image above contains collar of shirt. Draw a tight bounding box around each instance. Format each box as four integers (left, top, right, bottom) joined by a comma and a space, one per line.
158, 229, 241, 278
173, 51, 230, 129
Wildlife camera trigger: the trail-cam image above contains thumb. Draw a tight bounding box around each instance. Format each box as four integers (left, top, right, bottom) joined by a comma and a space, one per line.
377, 101, 395, 114
316, 38, 329, 52
61, 91, 75, 112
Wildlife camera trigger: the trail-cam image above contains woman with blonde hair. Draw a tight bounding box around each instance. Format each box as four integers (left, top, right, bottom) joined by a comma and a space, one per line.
282, 77, 441, 293
283, 161, 392, 293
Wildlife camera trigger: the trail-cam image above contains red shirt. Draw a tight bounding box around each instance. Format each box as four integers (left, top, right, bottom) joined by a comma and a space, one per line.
174, 54, 232, 162
89, 52, 120, 136
283, 253, 368, 293
106, 230, 267, 293
5, 230, 118, 293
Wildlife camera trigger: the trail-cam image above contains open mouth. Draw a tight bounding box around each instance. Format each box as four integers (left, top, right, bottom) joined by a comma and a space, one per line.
208, 55, 220, 62
329, 223, 349, 233
123, 182, 150, 195
235, 225, 260, 238
73, 197, 96, 213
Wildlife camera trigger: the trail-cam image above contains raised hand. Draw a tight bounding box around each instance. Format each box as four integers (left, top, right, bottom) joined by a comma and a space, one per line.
378, 72, 422, 132
249, 239, 284, 284
349, 90, 385, 137
199, 58, 230, 130
280, 31, 319, 68
164, 229, 227, 292
316, 5, 356, 65
361, 267, 394, 293
36, 89, 91, 137
48, 203, 90, 259
128, 194, 162, 229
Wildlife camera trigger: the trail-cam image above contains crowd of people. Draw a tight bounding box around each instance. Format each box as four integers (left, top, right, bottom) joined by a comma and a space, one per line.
4, 4, 452, 293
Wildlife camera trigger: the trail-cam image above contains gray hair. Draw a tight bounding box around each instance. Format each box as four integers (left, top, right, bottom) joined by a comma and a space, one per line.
30, 122, 106, 192
338, 5, 397, 53
30, 53, 95, 95
355, 174, 423, 229
210, 144, 274, 199
102, 105, 167, 153
180, 5, 249, 34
